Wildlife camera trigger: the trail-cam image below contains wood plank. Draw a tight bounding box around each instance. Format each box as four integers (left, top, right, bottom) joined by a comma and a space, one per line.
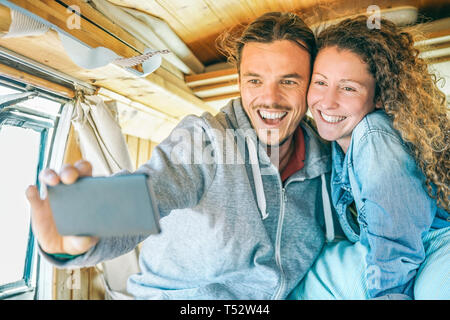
59, 0, 145, 52
137, 138, 150, 167
202, 92, 240, 102
63, 126, 83, 165
0, 2, 11, 36
106, 0, 222, 64
185, 68, 237, 85
0, 63, 75, 98
194, 85, 239, 99
89, 267, 105, 300
405, 17, 450, 40
191, 79, 238, 93
71, 268, 89, 300
126, 134, 139, 170
148, 141, 156, 160
53, 268, 72, 300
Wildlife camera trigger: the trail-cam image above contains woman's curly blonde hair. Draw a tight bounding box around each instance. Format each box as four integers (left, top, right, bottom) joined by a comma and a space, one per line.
316, 15, 449, 211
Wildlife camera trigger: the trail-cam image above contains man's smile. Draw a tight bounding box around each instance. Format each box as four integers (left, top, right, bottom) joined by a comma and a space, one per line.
257, 109, 289, 126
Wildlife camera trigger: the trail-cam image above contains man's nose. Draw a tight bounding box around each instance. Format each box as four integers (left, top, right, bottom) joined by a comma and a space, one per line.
261, 82, 281, 105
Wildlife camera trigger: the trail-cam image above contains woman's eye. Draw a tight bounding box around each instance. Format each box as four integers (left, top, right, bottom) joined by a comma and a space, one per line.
315, 80, 326, 86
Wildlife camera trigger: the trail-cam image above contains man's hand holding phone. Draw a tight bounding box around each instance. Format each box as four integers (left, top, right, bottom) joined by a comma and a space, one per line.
26, 160, 98, 256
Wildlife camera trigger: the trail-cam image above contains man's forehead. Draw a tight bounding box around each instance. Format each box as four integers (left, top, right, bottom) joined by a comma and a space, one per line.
243, 39, 310, 56
239, 40, 311, 76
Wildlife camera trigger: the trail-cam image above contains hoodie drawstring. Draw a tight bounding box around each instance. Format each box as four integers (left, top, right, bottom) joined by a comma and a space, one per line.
321, 173, 335, 242
246, 137, 268, 220
246, 137, 334, 241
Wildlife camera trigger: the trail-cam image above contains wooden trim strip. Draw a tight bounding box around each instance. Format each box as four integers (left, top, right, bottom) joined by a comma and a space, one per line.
191, 79, 238, 93
0, 62, 75, 98
202, 92, 240, 102
185, 68, 237, 84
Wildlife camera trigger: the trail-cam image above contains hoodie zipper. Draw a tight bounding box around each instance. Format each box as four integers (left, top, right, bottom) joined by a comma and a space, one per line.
273, 187, 287, 300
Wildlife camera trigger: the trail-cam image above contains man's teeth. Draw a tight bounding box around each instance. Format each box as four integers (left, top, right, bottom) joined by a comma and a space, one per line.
320, 111, 346, 123
259, 110, 287, 119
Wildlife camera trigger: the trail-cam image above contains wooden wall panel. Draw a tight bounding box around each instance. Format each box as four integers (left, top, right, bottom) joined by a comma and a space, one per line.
125, 134, 157, 169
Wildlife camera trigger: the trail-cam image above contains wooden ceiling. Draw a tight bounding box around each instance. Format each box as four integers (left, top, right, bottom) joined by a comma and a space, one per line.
106, 0, 450, 66
0, 0, 448, 142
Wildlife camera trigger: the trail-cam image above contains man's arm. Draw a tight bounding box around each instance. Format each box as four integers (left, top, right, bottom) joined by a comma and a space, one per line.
27, 115, 218, 266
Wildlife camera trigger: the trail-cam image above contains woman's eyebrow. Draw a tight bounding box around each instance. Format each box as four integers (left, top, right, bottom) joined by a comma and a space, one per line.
312, 72, 327, 78
339, 79, 366, 87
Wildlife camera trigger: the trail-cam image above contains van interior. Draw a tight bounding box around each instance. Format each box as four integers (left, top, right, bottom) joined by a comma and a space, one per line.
0, 0, 449, 300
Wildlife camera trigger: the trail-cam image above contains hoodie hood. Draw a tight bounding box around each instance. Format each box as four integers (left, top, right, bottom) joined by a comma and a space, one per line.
212, 98, 334, 240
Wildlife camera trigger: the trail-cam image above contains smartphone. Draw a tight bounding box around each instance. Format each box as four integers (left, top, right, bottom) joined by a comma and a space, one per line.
47, 174, 161, 237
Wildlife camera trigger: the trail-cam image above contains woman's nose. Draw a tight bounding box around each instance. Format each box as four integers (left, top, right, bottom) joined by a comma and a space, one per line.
318, 87, 338, 110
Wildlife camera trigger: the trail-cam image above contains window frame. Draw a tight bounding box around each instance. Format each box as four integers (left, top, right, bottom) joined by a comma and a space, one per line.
0, 93, 67, 300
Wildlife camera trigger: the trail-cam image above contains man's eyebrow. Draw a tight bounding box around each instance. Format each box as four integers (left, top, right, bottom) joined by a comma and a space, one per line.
282, 73, 303, 79
242, 72, 304, 79
242, 72, 260, 77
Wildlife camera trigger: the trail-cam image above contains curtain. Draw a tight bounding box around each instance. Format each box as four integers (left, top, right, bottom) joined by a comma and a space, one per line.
71, 92, 140, 300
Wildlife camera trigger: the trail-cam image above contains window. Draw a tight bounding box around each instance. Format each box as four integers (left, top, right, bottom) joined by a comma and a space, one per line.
0, 83, 66, 299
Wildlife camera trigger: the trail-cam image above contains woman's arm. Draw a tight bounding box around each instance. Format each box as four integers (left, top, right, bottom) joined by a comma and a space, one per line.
352, 130, 435, 299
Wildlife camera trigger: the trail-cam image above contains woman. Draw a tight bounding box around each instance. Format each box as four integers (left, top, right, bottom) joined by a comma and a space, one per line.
292, 16, 449, 299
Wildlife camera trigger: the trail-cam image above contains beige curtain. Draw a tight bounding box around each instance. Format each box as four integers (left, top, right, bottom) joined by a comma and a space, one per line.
71, 92, 140, 300
72, 93, 134, 176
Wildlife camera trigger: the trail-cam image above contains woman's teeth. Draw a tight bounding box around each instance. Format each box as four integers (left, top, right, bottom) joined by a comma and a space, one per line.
259, 110, 287, 119
320, 111, 346, 123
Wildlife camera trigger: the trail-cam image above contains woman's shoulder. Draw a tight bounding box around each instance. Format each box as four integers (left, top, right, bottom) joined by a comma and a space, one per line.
352, 110, 404, 146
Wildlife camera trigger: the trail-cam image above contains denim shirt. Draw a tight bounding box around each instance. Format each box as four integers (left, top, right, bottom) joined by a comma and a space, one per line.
331, 110, 449, 299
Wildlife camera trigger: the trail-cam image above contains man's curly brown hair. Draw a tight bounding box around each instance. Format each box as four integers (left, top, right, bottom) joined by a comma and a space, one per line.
316, 15, 449, 211
216, 12, 316, 73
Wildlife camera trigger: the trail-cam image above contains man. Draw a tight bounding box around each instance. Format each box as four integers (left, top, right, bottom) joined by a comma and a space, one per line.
26, 12, 333, 299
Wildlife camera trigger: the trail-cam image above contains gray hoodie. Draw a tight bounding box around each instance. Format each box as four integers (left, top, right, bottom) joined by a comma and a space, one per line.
45, 98, 334, 299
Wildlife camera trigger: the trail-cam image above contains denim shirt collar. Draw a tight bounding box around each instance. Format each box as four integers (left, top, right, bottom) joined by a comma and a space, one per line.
331, 141, 350, 189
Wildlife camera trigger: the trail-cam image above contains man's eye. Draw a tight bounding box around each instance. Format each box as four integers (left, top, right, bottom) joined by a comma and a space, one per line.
343, 86, 356, 92
281, 80, 297, 85
248, 79, 261, 84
